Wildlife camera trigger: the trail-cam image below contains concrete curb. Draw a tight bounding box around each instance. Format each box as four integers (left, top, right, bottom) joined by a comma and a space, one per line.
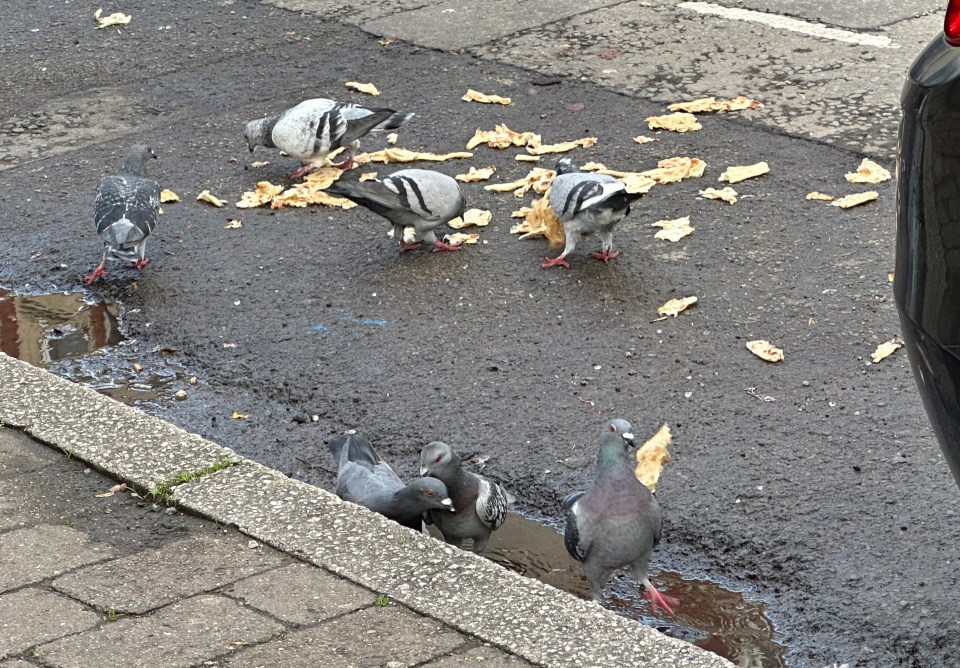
0, 353, 732, 668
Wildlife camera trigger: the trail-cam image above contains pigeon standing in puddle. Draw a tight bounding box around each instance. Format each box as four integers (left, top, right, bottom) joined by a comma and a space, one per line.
563, 419, 678, 614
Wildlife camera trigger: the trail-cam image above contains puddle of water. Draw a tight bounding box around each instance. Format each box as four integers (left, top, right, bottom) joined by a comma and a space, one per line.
0, 289, 123, 366
68, 361, 183, 405
481, 513, 788, 667
0, 288, 183, 406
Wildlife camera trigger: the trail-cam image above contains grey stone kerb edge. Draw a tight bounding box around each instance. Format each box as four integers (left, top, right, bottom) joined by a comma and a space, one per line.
0, 353, 732, 668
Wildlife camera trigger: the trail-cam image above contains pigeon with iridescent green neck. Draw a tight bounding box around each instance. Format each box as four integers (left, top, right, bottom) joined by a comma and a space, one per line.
563, 418, 678, 614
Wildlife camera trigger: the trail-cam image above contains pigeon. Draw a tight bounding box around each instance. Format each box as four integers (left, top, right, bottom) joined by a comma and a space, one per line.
327, 169, 467, 253
243, 98, 414, 178
542, 158, 644, 269
419, 441, 510, 553
85, 143, 161, 284
329, 432, 455, 531
563, 418, 678, 614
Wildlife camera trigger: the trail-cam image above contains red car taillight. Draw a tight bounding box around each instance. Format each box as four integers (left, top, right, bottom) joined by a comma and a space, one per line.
946, 0, 960, 45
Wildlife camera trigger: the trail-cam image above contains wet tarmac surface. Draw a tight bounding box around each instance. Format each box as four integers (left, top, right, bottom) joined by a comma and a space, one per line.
2, 2, 959, 666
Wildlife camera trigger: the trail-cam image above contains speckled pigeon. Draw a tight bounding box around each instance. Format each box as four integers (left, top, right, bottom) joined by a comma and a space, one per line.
327, 169, 467, 253
85, 143, 161, 284
329, 432, 454, 532
563, 418, 678, 614
243, 98, 414, 178
542, 158, 643, 269
419, 441, 509, 553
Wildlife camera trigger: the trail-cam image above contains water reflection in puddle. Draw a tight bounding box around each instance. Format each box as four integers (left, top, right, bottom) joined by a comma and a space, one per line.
0, 289, 182, 406
482, 513, 787, 667
0, 289, 123, 364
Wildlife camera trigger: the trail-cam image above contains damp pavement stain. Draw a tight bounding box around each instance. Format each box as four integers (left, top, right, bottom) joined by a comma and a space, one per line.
482, 513, 788, 667
0, 288, 186, 406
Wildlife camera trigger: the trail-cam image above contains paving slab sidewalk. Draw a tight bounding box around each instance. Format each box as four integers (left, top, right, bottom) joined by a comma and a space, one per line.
0, 352, 731, 667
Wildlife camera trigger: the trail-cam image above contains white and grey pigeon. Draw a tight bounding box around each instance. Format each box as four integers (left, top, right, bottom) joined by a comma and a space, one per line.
243, 98, 414, 178
85, 143, 161, 284
419, 441, 509, 553
327, 169, 467, 253
542, 158, 644, 269
329, 432, 454, 532
563, 418, 678, 614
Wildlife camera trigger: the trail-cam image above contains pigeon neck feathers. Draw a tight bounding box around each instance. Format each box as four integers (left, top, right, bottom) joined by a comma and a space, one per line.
596, 435, 630, 472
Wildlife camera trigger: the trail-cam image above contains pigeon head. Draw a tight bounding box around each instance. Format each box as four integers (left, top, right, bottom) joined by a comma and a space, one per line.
419, 441, 458, 478
243, 120, 259, 152
404, 477, 455, 513
605, 418, 635, 447
243, 118, 274, 152
553, 158, 579, 176
122, 144, 157, 176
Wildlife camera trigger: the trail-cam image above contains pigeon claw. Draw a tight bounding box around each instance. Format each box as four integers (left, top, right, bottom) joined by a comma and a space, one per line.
84, 264, 107, 285
642, 581, 678, 616
431, 240, 462, 253
331, 155, 357, 171
541, 255, 570, 269
590, 250, 620, 264
399, 240, 424, 253
288, 165, 314, 180
132, 258, 152, 271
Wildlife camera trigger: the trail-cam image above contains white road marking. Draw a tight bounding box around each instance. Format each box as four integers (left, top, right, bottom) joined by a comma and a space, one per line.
678, 2, 895, 48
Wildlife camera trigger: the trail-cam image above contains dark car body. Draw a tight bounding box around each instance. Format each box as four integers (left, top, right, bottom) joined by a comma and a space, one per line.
895, 12, 960, 487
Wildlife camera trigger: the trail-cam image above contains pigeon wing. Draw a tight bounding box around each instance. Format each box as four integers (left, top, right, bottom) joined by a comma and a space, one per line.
475, 477, 508, 531
271, 99, 345, 159
551, 176, 623, 220
94, 175, 160, 248
563, 492, 592, 562
328, 432, 383, 470
335, 108, 395, 148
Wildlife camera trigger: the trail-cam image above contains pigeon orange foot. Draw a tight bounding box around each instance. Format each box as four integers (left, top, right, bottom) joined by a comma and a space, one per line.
85, 263, 107, 284
541, 256, 570, 269
399, 240, 424, 253
332, 155, 357, 170
432, 241, 462, 253
642, 580, 678, 616
131, 258, 152, 270
590, 250, 620, 263
288, 165, 313, 180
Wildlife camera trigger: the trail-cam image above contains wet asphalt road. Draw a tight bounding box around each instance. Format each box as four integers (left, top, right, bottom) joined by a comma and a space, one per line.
1, 1, 959, 666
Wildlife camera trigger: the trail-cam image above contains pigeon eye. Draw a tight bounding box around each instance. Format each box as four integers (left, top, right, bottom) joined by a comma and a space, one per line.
434, 455, 442, 463
609, 425, 616, 433
425, 489, 434, 497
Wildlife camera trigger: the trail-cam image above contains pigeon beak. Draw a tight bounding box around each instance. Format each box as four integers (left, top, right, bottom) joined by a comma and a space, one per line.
419, 466, 429, 476
441, 498, 455, 511
248, 145, 255, 153
623, 432, 635, 446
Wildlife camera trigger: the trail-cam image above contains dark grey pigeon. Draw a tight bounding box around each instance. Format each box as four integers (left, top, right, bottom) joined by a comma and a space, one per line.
542, 158, 644, 269
563, 418, 678, 614
86, 143, 161, 284
329, 432, 454, 531
327, 169, 467, 253
243, 98, 414, 178
419, 441, 509, 553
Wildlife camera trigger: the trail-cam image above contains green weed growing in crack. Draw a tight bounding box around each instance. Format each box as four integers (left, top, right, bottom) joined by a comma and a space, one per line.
106, 607, 119, 622
64, 448, 74, 460
62, 518, 77, 529
374, 594, 391, 607
147, 457, 238, 506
